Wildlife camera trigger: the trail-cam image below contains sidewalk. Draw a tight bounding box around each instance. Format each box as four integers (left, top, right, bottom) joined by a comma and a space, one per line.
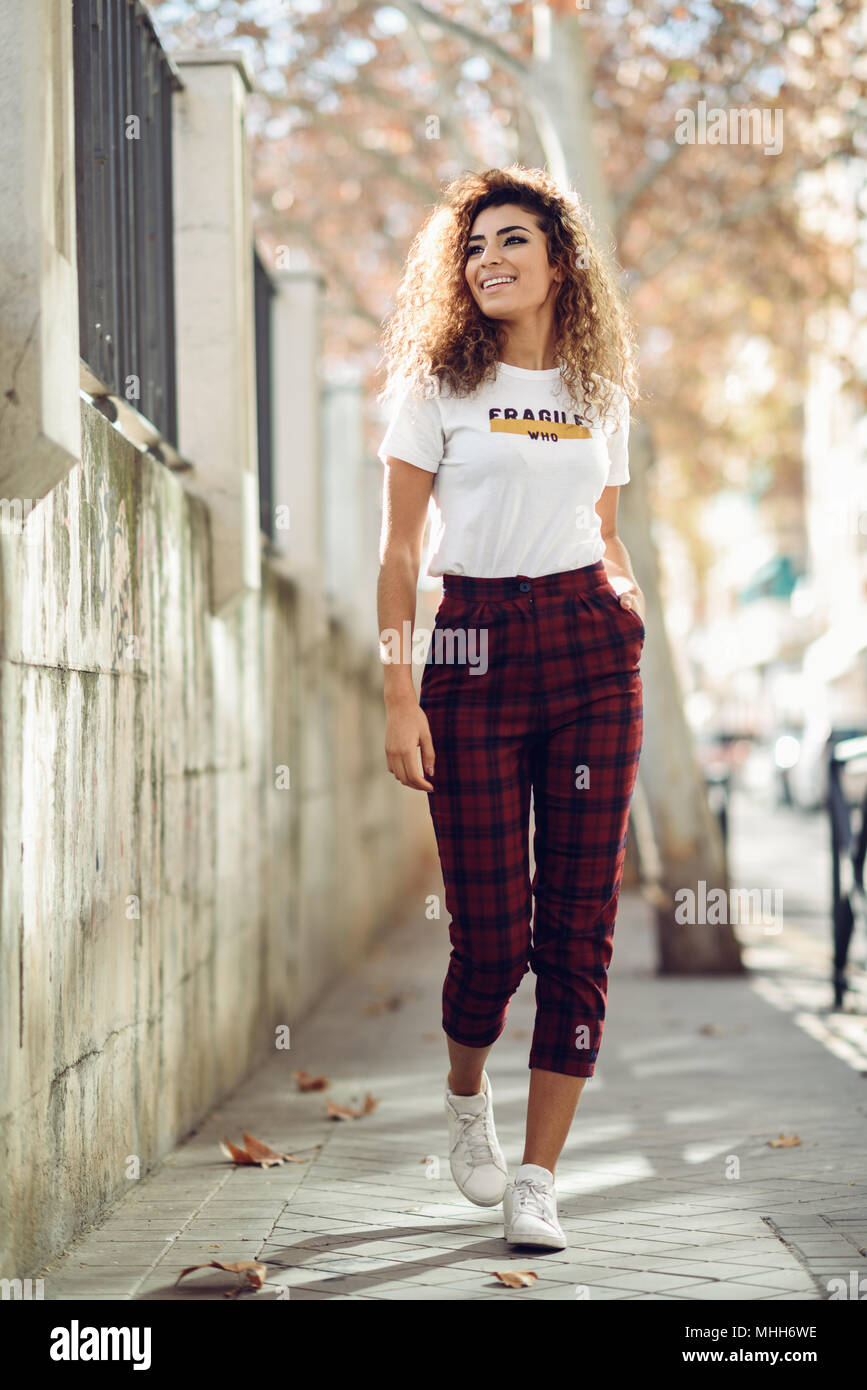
37, 890, 867, 1301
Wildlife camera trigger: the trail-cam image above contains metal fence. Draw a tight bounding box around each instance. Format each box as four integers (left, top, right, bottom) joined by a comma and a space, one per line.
72, 0, 181, 444
829, 733, 867, 1007
254, 249, 276, 541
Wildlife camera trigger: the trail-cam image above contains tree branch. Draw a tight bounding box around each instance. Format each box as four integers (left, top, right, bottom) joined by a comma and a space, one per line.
614, 0, 825, 228
358, 3, 481, 170
293, 102, 441, 204
628, 145, 852, 290
386, 0, 528, 82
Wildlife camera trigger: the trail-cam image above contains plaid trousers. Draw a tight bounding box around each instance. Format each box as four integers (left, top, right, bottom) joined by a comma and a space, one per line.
418, 560, 644, 1078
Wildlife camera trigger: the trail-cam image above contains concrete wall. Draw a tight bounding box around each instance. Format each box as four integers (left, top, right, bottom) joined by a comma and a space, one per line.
0, 401, 435, 1278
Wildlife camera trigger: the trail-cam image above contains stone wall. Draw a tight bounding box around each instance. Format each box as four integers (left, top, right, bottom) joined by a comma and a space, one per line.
0, 401, 435, 1277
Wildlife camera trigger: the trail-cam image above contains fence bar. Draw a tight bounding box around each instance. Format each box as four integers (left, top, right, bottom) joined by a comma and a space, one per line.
72, 0, 179, 442
828, 734, 867, 1007
254, 249, 276, 542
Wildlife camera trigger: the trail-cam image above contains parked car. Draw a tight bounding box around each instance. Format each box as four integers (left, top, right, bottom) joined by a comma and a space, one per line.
785, 718, 867, 811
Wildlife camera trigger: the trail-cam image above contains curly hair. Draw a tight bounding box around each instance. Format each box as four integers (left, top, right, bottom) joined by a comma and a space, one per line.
378, 165, 641, 434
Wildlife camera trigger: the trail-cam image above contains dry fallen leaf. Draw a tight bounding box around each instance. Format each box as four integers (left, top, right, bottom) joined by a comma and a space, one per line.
493, 1270, 537, 1288
363, 988, 420, 1015
219, 1132, 307, 1167
327, 1092, 381, 1120
363, 995, 403, 1015
175, 1259, 267, 1296
293, 1069, 329, 1091
767, 1133, 801, 1148
242, 1131, 306, 1166
327, 1100, 359, 1121
219, 1138, 257, 1166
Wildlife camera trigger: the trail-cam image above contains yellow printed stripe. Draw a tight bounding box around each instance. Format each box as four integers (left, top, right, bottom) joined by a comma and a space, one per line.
490, 418, 592, 439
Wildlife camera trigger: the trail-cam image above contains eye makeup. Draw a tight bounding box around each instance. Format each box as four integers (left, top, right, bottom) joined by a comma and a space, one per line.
466, 234, 528, 258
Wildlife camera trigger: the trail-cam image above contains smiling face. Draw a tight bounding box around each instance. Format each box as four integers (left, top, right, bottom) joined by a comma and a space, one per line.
464, 201, 563, 321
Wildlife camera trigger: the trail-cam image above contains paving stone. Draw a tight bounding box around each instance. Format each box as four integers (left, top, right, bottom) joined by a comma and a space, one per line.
765, 1289, 827, 1299
725, 1269, 820, 1291
581, 1269, 705, 1293
156, 1241, 265, 1257
50, 1243, 174, 1267
190, 1201, 289, 1212
665, 1281, 783, 1300
42, 1270, 145, 1298
40, 892, 867, 1301
581, 1237, 700, 1255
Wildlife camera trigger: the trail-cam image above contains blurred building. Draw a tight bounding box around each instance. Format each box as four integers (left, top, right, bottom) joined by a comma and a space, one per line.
677, 162, 866, 766
801, 308, 867, 732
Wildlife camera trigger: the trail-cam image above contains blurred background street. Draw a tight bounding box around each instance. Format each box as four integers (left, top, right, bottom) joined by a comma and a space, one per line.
728, 757, 867, 1075
2, 0, 865, 1307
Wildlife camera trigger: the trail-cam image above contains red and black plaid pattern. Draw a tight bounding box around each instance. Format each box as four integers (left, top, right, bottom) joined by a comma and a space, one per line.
419, 560, 644, 1078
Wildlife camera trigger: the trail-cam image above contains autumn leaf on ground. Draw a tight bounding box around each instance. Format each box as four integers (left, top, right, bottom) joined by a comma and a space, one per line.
327, 1100, 360, 1120
175, 1259, 267, 1296
767, 1133, 801, 1148
219, 1132, 307, 1166
293, 1068, 329, 1091
242, 1131, 307, 1165
492, 1270, 537, 1288
327, 1092, 381, 1120
364, 987, 421, 1015
219, 1138, 257, 1165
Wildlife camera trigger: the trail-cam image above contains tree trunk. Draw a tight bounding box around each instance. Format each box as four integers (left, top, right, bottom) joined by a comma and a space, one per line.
622, 422, 743, 973
528, 5, 743, 973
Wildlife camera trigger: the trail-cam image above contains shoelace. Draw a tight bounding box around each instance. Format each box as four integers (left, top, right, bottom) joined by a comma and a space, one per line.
454, 1109, 498, 1165
513, 1178, 554, 1222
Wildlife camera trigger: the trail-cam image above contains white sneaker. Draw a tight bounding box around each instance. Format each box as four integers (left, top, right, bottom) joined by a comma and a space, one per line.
503, 1163, 567, 1249
444, 1070, 508, 1207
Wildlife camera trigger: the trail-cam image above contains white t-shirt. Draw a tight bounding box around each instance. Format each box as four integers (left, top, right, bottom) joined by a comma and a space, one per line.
377, 361, 630, 579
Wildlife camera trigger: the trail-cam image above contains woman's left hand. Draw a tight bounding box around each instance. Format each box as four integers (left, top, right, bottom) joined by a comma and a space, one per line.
618, 587, 645, 624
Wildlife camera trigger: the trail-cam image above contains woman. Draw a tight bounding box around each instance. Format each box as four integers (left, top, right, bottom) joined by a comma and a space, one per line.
376, 166, 645, 1251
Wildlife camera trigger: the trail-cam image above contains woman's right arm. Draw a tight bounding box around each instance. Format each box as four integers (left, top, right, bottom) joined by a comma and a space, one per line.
377, 456, 437, 791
